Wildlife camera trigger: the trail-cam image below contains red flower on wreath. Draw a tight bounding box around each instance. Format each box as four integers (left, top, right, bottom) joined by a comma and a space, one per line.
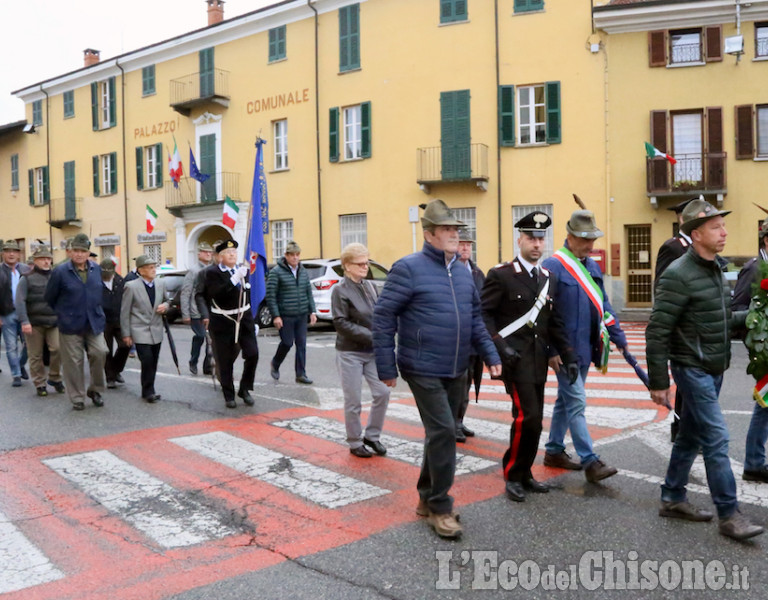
761, 279, 768, 291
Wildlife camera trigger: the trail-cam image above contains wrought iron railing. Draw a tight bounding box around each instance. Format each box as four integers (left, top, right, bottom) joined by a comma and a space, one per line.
416, 143, 489, 183
165, 172, 240, 209
646, 152, 726, 194
169, 69, 230, 106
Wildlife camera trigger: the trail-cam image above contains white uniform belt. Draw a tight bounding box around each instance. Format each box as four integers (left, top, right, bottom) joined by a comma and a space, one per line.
211, 304, 250, 316
498, 279, 550, 339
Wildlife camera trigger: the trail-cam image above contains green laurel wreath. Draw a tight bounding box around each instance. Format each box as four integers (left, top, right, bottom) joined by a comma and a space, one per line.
745, 260, 768, 384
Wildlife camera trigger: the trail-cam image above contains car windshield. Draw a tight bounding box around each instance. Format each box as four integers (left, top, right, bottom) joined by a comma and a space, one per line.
303, 265, 327, 280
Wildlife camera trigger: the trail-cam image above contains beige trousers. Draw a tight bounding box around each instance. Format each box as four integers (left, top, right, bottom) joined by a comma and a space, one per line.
24, 325, 61, 388
59, 331, 108, 404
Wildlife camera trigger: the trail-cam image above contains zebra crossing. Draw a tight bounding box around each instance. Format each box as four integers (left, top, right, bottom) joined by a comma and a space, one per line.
1, 323, 756, 599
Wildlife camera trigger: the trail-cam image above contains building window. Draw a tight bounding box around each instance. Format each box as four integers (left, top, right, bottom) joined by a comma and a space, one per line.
757, 105, 768, 158
670, 29, 702, 64
27, 166, 49, 206
93, 152, 117, 196
136, 144, 163, 190
440, 0, 467, 24
339, 3, 360, 72
11, 154, 19, 190
271, 219, 293, 260
63, 91, 74, 118
453, 207, 476, 262
671, 111, 703, 184
512, 82, 560, 145
101, 246, 116, 262
514, 0, 544, 13
142, 65, 156, 96
757, 23, 768, 58
32, 100, 43, 126
330, 102, 371, 162
91, 77, 116, 130
340, 213, 367, 248
273, 119, 288, 170
269, 26, 286, 62
144, 244, 162, 265
512, 204, 554, 260
344, 105, 362, 160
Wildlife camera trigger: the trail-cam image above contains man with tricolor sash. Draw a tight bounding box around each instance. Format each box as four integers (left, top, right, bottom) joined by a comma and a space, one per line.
541, 208, 626, 483
647, 198, 762, 541
482, 211, 577, 502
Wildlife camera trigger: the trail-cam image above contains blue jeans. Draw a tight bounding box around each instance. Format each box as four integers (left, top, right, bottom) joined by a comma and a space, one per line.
661, 365, 737, 519
189, 318, 211, 370
272, 315, 308, 377
2, 311, 24, 377
545, 364, 599, 466
744, 402, 768, 472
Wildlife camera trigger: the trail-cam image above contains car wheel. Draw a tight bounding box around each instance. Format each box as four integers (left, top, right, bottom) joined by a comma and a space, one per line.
257, 302, 273, 328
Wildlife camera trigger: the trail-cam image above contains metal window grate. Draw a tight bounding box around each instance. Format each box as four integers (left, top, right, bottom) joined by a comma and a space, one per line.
627, 225, 652, 305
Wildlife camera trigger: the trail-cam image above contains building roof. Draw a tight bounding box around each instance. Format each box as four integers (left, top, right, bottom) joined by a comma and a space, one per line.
0, 120, 26, 137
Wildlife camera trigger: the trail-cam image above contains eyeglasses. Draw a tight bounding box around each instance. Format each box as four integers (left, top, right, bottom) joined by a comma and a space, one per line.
349, 261, 369, 267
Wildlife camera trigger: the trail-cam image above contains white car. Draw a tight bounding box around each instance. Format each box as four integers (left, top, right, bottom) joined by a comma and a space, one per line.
301, 258, 389, 321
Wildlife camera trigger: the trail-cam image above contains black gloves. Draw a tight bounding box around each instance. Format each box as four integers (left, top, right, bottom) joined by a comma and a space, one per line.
566, 362, 580, 385
493, 337, 520, 368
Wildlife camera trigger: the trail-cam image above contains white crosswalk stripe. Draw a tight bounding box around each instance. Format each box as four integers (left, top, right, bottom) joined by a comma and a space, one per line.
0, 511, 64, 594
474, 383, 650, 401
471, 400, 657, 429
43, 450, 237, 548
271, 416, 496, 475
171, 431, 390, 508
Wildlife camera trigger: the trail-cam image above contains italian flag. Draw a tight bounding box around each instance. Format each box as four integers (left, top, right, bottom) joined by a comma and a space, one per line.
645, 142, 677, 165
754, 374, 768, 408
168, 138, 183, 186
223, 196, 239, 228
145, 204, 158, 234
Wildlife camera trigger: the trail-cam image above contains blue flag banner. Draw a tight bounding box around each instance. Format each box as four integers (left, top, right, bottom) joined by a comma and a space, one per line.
189, 147, 210, 184
246, 138, 269, 316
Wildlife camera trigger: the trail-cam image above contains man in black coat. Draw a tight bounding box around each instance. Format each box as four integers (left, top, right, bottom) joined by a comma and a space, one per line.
100, 259, 130, 388
481, 212, 577, 502
195, 239, 259, 409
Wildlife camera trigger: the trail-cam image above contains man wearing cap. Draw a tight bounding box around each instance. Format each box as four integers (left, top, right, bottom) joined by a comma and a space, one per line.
120, 255, 169, 403
541, 207, 627, 483
181, 242, 214, 376
15, 246, 63, 396
195, 239, 259, 409
482, 212, 578, 502
373, 199, 501, 539
454, 228, 486, 443
100, 258, 130, 388
0, 239, 31, 386
45, 233, 108, 410
647, 199, 762, 540
266, 241, 316, 384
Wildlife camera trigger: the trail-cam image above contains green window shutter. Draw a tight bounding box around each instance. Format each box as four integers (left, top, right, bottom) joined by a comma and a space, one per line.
440, 0, 467, 24
42, 166, 49, 204
108, 77, 116, 127
142, 66, 155, 96
28, 169, 34, 206
361, 101, 372, 158
545, 81, 561, 144
63, 91, 74, 118
339, 4, 360, 72
110, 152, 118, 194
93, 155, 100, 197
329, 107, 340, 162
499, 85, 516, 147
278, 26, 286, 58
136, 147, 144, 190
200, 48, 214, 97
91, 82, 99, 130
269, 26, 286, 62
155, 143, 164, 188
440, 90, 471, 180
514, 0, 544, 13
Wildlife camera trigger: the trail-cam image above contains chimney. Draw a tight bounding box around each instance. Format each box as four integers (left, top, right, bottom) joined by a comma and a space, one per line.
207, 0, 225, 26
83, 48, 100, 67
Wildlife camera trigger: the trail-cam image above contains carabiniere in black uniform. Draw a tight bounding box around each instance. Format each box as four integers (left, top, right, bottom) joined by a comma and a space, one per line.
195, 239, 259, 408
481, 212, 576, 501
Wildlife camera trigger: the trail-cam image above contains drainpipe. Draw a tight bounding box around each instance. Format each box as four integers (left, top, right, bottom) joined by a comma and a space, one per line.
115, 59, 130, 274
494, 0, 502, 263
307, 0, 323, 257
41, 85, 53, 250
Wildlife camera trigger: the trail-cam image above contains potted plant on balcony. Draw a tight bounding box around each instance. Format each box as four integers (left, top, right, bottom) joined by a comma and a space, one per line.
671, 180, 699, 192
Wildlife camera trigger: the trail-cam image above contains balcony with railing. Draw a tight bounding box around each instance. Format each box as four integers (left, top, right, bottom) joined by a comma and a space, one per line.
646, 152, 726, 200
48, 197, 82, 228
169, 69, 230, 116
165, 172, 240, 212
416, 143, 489, 192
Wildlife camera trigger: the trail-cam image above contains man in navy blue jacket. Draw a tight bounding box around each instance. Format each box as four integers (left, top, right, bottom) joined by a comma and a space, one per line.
373, 199, 501, 539
45, 233, 108, 411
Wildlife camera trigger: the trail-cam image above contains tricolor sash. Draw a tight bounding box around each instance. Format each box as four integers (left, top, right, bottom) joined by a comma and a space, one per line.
553, 247, 616, 373
754, 374, 768, 408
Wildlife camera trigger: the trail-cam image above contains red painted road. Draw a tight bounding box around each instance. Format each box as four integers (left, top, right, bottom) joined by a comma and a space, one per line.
0, 324, 662, 599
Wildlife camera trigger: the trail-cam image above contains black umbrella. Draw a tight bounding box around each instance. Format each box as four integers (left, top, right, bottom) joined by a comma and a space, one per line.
205, 327, 218, 390
470, 356, 484, 402
621, 347, 676, 415
162, 316, 181, 375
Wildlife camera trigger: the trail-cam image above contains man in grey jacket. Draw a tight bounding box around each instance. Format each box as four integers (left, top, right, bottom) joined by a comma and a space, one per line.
181, 242, 213, 375
120, 255, 168, 403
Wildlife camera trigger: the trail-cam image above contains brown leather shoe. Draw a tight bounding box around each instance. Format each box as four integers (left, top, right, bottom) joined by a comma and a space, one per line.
584, 459, 618, 483
544, 450, 582, 470
659, 501, 714, 522
719, 511, 764, 540
416, 498, 460, 521
427, 512, 462, 539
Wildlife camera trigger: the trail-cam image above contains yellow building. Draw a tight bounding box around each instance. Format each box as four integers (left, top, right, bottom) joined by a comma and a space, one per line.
7, 0, 758, 312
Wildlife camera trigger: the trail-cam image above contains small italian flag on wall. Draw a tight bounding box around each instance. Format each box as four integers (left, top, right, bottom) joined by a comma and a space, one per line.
146, 204, 157, 233
644, 142, 677, 165
223, 196, 239, 228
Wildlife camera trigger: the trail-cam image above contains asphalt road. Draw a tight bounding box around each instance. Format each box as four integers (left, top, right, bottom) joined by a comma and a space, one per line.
1, 323, 766, 599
